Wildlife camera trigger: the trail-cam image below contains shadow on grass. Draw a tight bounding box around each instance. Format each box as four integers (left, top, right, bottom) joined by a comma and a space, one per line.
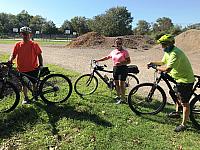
130, 102, 200, 133
33, 102, 113, 136
0, 106, 39, 138
76, 93, 116, 104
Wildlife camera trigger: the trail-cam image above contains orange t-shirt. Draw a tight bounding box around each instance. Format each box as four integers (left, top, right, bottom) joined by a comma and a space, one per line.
12, 40, 42, 72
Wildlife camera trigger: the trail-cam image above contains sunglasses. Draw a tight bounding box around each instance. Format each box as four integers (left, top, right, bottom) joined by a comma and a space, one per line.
116, 43, 122, 45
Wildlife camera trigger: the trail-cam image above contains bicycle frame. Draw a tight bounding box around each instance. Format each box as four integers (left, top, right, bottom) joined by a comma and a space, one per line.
151, 69, 200, 105
151, 71, 178, 104
89, 60, 139, 90
90, 66, 113, 88
5, 68, 41, 101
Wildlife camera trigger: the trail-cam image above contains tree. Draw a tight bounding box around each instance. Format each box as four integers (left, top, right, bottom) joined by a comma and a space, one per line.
88, 6, 133, 36
185, 23, 200, 30
29, 15, 46, 34
0, 13, 9, 33
16, 10, 32, 27
0, 13, 19, 33
153, 17, 173, 32
70, 16, 89, 35
41, 20, 57, 36
0, 22, 3, 34
59, 20, 73, 34
133, 20, 151, 35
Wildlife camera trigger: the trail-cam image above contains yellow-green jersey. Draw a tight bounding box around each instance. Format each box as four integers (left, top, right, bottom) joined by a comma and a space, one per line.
162, 46, 195, 83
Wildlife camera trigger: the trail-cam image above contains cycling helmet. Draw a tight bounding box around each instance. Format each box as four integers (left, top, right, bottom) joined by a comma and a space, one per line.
20, 26, 32, 33
157, 34, 175, 44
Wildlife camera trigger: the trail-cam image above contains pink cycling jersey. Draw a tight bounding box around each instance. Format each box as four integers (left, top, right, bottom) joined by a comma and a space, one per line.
106, 49, 129, 66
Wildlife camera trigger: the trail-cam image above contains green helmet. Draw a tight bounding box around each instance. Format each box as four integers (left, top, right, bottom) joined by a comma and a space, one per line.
157, 34, 175, 44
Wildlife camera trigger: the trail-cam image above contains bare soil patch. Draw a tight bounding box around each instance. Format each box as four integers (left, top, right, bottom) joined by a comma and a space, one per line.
66, 32, 154, 50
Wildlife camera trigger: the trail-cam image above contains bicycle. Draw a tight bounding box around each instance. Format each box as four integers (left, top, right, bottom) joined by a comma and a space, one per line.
127, 64, 200, 129
74, 60, 139, 97
0, 62, 73, 113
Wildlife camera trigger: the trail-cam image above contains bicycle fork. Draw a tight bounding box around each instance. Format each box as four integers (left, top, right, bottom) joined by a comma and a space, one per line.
85, 74, 94, 87
146, 84, 157, 102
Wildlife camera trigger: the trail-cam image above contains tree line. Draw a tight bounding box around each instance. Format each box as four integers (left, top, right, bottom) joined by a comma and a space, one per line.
0, 7, 199, 39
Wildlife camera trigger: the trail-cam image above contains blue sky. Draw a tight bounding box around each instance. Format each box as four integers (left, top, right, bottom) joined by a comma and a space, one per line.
0, 0, 199, 28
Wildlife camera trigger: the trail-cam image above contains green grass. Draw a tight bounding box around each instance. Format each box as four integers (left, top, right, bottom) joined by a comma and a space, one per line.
0, 55, 200, 150
0, 39, 69, 46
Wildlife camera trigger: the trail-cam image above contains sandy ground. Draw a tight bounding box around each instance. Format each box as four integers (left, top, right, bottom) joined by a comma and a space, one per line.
1, 43, 200, 103
0, 44, 163, 81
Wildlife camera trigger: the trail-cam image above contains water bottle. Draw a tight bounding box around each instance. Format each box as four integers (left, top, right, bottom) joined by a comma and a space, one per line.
104, 74, 109, 82
22, 76, 32, 88
109, 78, 114, 89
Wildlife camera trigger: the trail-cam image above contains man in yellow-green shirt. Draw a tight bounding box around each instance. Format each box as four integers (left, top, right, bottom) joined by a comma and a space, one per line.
148, 34, 195, 132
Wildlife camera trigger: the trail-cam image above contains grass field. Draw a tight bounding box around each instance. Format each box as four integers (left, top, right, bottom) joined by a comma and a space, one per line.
0, 55, 200, 150
0, 39, 69, 46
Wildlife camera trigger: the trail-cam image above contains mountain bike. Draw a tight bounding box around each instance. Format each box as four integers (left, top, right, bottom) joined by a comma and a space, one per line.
0, 62, 73, 113
74, 60, 139, 97
127, 64, 200, 129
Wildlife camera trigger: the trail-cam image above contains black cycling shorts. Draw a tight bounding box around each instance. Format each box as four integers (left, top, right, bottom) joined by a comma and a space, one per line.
21, 70, 39, 84
113, 65, 128, 81
176, 82, 194, 103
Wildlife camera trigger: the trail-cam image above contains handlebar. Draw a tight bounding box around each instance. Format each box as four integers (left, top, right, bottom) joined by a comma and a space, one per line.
0, 61, 13, 68
147, 63, 158, 69
90, 60, 107, 70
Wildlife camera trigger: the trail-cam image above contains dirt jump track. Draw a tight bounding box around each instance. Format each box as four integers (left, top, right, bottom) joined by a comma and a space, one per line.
0, 29, 200, 102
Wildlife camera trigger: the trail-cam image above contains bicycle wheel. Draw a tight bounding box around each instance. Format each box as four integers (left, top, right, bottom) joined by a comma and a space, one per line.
128, 83, 166, 115
0, 81, 20, 113
125, 74, 139, 94
190, 96, 200, 129
39, 74, 72, 104
74, 74, 98, 96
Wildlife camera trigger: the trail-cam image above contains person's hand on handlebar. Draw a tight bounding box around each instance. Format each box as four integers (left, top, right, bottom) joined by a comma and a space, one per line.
93, 59, 99, 63
147, 62, 157, 69
6, 60, 14, 67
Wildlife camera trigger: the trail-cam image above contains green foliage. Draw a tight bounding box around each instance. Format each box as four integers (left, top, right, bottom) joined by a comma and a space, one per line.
88, 6, 133, 36
16, 10, 32, 27
133, 20, 151, 35
59, 20, 74, 34
132, 17, 183, 40
70, 16, 90, 35
29, 15, 46, 34
42, 20, 57, 35
0, 9, 199, 38
0, 13, 19, 33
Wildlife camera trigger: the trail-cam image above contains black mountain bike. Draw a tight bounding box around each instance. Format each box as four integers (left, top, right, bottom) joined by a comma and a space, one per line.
74, 60, 139, 97
128, 64, 200, 129
0, 62, 73, 113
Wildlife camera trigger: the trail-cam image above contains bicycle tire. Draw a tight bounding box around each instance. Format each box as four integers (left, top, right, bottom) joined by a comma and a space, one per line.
39, 74, 72, 104
190, 96, 200, 129
74, 74, 98, 96
0, 81, 20, 113
128, 83, 166, 115
125, 74, 139, 94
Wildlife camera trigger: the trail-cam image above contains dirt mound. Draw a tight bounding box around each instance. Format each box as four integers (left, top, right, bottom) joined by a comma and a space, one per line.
66, 32, 154, 50
120, 35, 154, 50
66, 32, 106, 48
175, 29, 200, 53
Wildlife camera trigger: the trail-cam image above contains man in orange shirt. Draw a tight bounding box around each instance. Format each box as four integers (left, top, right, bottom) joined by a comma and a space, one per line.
9, 26, 43, 104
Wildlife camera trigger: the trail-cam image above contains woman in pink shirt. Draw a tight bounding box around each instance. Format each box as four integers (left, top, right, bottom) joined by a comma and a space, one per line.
95, 38, 131, 104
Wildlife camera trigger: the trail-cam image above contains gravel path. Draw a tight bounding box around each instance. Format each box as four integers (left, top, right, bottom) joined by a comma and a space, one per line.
1, 43, 199, 103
